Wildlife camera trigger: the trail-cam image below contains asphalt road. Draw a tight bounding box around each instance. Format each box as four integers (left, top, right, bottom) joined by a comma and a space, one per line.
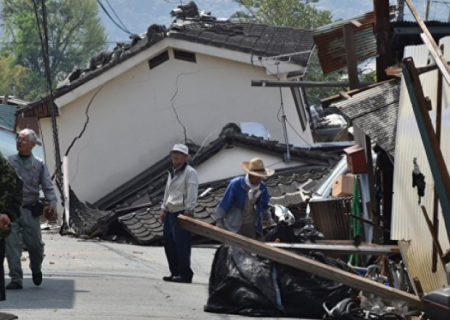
1, 229, 303, 320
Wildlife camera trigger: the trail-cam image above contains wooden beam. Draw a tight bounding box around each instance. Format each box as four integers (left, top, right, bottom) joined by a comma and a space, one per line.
266, 243, 399, 255
177, 215, 423, 309
343, 24, 360, 89
374, 0, 391, 82
420, 205, 444, 259
251, 80, 372, 88
404, 0, 450, 85
432, 70, 443, 272
193, 242, 399, 255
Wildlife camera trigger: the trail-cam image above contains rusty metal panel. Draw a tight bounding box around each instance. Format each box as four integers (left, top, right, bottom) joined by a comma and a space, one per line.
309, 197, 352, 240
391, 38, 450, 293
312, 11, 377, 74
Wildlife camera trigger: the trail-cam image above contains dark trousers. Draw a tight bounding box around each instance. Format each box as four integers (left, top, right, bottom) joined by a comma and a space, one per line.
163, 211, 193, 281
0, 239, 5, 301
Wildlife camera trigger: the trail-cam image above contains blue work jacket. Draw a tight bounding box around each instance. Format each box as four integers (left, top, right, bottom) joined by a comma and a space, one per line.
215, 176, 271, 234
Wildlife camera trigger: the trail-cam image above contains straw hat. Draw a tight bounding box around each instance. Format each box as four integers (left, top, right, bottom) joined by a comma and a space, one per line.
241, 157, 275, 178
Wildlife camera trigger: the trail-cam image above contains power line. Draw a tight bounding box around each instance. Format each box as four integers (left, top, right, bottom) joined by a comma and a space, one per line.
104, 0, 132, 34
31, 0, 65, 209
96, 0, 132, 35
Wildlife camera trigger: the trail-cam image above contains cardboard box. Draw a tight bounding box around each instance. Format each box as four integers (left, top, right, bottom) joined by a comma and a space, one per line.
332, 174, 355, 197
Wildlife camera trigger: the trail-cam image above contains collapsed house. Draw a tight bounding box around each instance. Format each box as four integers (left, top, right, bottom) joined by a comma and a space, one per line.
17, 2, 316, 206
68, 124, 341, 244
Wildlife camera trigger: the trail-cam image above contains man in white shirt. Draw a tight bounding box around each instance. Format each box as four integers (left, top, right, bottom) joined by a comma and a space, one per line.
160, 144, 198, 284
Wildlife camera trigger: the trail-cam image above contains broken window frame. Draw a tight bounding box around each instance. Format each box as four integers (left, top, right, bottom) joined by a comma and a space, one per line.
290, 86, 308, 132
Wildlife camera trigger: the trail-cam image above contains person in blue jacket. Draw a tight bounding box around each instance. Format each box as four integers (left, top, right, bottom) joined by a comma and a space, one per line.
215, 157, 275, 240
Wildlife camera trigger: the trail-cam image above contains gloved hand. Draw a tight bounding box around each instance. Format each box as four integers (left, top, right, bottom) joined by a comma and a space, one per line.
216, 219, 225, 229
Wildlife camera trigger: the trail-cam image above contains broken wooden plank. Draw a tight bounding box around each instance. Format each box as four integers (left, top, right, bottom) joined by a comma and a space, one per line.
420, 205, 444, 258
266, 243, 399, 255
194, 242, 399, 255
404, 0, 450, 85
178, 215, 423, 309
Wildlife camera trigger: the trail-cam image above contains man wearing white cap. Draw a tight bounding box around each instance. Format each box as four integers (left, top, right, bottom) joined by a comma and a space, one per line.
215, 157, 275, 239
160, 144, 198, 284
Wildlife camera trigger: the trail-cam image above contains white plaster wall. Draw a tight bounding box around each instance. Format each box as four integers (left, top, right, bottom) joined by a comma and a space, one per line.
40, 48, 312, 204
195, 145, 305, 184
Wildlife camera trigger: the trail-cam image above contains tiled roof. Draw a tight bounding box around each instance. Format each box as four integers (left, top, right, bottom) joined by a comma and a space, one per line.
119, 166, 330, 245
170, 22, 313, 67
67, 123, 344, 243
95, 124, 341, 211
331, 81, 400, 158
19, 17, 313, 117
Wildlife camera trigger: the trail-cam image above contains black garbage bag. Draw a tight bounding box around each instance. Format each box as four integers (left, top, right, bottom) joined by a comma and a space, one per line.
265, 220, 325, 243
204, 245, 357, 318
264, 221, 298, 243
297, 226, 325, 243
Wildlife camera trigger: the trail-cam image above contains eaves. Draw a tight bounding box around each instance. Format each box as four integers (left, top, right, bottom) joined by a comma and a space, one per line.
19, 40, 302, 117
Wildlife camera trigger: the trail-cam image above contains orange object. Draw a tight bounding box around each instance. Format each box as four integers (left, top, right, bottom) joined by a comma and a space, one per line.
344, 145, 367, 174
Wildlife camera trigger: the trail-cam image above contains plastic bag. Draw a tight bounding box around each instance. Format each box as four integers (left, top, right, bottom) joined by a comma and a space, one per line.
204, 245, 357, 318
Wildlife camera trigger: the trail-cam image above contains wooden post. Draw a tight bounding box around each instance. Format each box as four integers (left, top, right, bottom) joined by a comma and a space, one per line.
343, 24, 360, 89
397, 0, 405, 21
420, 205, 444, 259
432, 70, 443, 272
425, 0, 431, 21
374, 0, 391, 82
405, 0, 450, 85
177, 215, 423, 309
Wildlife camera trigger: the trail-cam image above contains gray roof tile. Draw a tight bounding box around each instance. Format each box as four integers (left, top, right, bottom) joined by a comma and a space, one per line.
332, 81, 400, 158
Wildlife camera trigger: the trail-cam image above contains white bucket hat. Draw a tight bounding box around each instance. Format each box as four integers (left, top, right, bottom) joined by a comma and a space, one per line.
170, 143, 189, 156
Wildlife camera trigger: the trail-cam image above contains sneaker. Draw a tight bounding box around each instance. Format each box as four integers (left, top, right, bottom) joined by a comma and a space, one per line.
32, 272, 42, 286
5, 282, 22, 290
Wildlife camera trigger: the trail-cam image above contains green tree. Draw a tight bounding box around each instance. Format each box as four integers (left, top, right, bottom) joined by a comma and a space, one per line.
0, 52, 28, 96
232, 0, 343, 105
1, 0, 107, 101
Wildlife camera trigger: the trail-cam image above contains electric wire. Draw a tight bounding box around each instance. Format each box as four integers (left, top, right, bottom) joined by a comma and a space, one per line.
97, 0, 132, 35
104, 0, 132, 34
286, 117, 313, 148
32, 0, 65, 208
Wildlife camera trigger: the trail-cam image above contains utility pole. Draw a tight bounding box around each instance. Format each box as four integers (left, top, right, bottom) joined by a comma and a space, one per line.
397, 0, 405, 21
425, 0, 431, 20
275, 58, 290, 163
374, 0, 391, 82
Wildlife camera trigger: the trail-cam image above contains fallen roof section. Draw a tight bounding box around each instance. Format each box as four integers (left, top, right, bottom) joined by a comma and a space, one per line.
118, 165, 330, 245
94, 123, 341, 211
331, 81, 400, 158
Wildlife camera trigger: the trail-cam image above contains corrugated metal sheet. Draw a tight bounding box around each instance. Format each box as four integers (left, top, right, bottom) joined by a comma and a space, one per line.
0, 104, 15, 131
309, 197, 353, 240
391, 37, 450, 293
312, 11, 377, 74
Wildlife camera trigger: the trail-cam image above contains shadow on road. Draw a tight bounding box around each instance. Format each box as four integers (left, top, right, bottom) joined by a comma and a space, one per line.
1, 277, 75, 309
